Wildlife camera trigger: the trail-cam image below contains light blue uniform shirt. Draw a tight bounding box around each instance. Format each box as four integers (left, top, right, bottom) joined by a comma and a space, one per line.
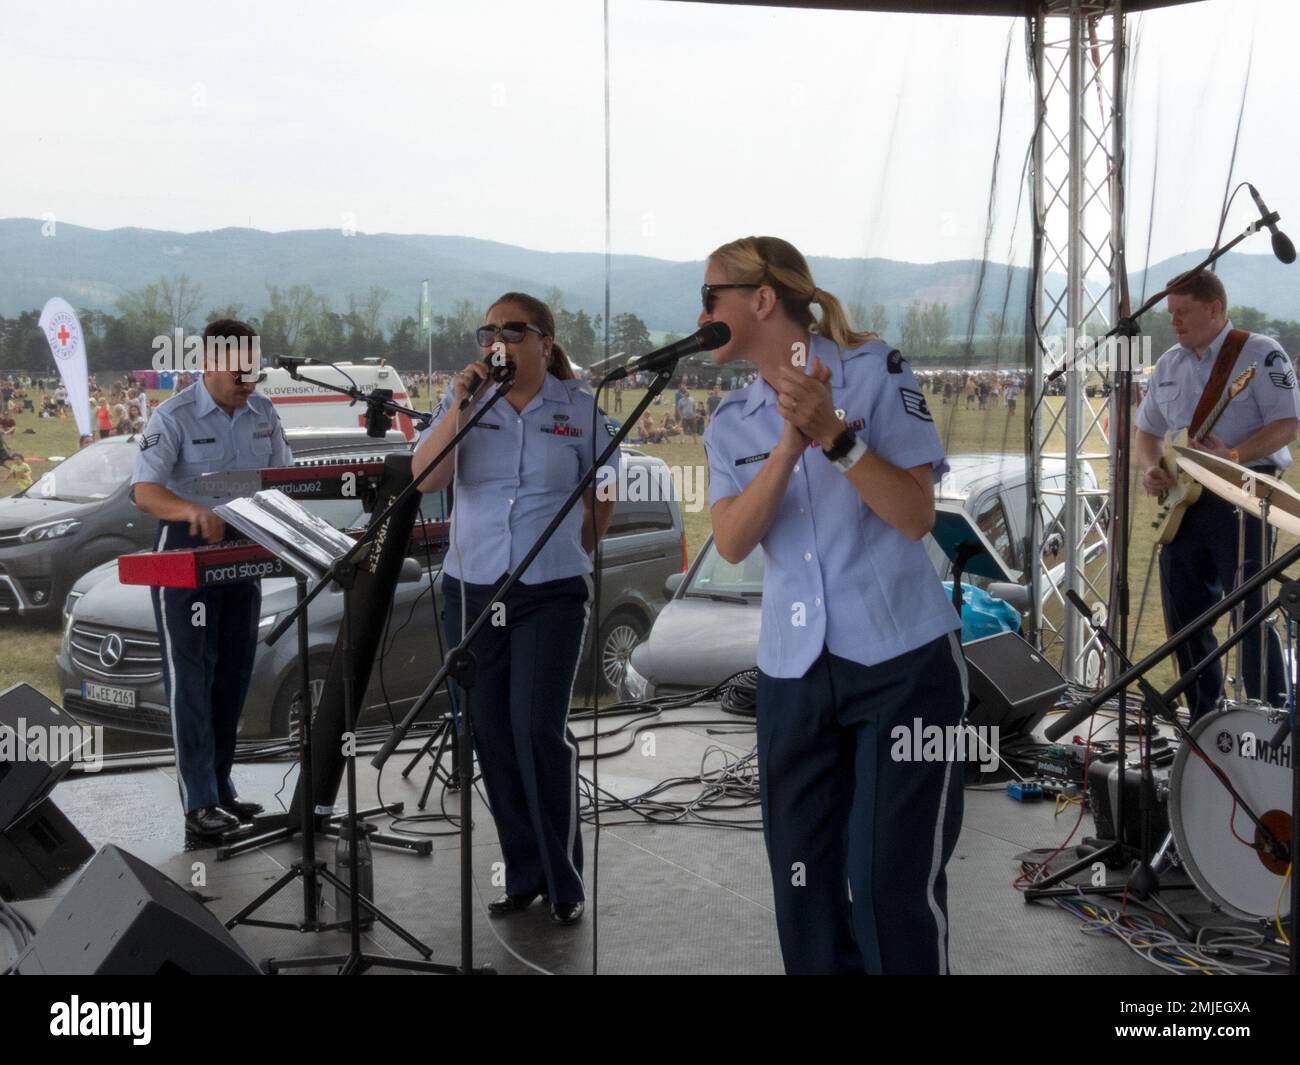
130, 380, 293, 506
422, 372, 621, 585
704, 334, 959, 679
1136, 321, 1300, 470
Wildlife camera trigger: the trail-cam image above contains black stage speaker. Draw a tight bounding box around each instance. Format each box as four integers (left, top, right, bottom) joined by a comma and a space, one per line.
14, 845, 260, 975
962, 632, 1068, 738
0, 798, 93, 901
0, 682, 88, 830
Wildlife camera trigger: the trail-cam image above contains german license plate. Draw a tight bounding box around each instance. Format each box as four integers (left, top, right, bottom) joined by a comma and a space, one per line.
82, 681, 136, 708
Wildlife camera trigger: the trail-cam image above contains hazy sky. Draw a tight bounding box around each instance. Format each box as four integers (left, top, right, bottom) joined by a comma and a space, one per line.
2, 0, 1295, 267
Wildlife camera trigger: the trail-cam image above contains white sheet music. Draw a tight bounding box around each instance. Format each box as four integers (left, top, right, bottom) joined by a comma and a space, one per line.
215, 490, 352, 582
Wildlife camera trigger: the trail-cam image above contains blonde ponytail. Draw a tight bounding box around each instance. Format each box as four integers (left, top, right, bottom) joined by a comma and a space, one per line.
708, 236, 877, 349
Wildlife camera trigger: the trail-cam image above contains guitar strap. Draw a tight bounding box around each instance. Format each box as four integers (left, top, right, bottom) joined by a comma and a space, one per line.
1188, 328, 1250, 440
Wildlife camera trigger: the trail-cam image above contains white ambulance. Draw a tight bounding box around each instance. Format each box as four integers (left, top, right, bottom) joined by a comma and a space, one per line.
256, 360, 423, 441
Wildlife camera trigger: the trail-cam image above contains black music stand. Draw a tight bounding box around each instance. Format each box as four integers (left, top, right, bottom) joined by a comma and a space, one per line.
930, 500, 1020, 615
223, 577, 356, 937
208, 494, 441, 964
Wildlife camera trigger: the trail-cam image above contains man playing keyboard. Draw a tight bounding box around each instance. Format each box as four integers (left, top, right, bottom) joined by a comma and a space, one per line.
131, 320, 292, 838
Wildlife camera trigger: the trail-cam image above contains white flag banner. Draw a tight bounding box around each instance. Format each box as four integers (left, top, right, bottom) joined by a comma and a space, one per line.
38, 297, 92, 439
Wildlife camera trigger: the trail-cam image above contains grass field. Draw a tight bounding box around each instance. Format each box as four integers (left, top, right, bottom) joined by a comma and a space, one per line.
3, 376, 1293, 706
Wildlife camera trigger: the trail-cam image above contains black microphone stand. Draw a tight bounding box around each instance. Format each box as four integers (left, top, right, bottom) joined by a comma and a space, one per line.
369, 364, 681, 973
248, 369, 516, 974
278, 359, 433, 438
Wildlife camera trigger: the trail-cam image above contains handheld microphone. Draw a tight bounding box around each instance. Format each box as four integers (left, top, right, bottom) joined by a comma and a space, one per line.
458, 357, 515, 411
1247, 184, 1297, 264
603, 322, 731, 383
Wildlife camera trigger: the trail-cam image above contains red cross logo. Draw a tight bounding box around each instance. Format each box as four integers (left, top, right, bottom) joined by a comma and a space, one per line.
57, 325, 70, 346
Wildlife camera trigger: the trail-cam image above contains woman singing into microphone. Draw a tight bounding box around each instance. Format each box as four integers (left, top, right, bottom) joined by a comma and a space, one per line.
414, 292, 619, 925
699, 236, 967, 974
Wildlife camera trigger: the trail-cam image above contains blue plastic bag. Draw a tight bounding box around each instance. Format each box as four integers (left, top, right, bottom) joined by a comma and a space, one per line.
942, 581, 1022, 642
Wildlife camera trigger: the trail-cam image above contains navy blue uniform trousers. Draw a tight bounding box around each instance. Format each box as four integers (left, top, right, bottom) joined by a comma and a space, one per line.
151, 520, 260, 814
756, 632, 968, 975
1159, 490, 1286, 722
443, 574, 589, 906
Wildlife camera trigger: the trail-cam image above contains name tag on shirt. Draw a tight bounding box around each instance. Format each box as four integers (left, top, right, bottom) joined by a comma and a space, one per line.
191, 437, 217, 445
736, 452, 770, 466
474, 421, 501, 430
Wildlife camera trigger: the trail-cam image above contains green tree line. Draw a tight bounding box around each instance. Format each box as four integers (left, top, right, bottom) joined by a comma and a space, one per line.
0, 275, 662, 375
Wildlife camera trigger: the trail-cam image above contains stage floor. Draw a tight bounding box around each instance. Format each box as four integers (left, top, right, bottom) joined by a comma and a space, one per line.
12, 703, 1281, 976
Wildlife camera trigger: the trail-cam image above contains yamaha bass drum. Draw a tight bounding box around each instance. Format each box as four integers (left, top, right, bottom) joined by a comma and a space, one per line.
1168, 701, 1292, 921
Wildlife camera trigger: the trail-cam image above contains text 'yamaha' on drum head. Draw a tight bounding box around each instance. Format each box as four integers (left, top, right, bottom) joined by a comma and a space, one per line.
1169, 703, 1293, 921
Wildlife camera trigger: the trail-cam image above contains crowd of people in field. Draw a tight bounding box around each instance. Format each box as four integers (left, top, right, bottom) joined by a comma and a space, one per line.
1, 362, 1104, 492
403, 369, 753, 447
1, 373, 158, 488
915, 370, 1025, 414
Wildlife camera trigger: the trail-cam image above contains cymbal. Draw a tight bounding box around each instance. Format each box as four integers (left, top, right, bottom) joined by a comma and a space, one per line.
1173, 446, 1300, 536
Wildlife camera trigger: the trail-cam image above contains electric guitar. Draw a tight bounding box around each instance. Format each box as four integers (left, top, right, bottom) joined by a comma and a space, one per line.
1153, 363, 1257, 545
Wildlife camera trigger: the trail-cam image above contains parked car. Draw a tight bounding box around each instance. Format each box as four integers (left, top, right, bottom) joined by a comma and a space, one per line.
0, 427, 408, 621
57, 450, 685, 739
624, 453, 1102, 700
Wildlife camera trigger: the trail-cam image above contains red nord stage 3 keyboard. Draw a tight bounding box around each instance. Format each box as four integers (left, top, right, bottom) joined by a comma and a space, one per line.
118, 458, 448, 588
117, 520, 449, 589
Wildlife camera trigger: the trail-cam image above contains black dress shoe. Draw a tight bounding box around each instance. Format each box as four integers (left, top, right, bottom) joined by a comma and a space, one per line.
221, 799, 264, 822
185, 806, 241, 837
550, 900, 584, 925
487, 891, 541, 917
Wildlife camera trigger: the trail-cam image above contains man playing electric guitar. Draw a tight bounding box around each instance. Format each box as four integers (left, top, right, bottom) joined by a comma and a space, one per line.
1136, 271, 1300, 722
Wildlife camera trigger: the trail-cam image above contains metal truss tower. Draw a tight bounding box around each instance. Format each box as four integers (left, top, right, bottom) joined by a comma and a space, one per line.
1028, 0, 1126, 686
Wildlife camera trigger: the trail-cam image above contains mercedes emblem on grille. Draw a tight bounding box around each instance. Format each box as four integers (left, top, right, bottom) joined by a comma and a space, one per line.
98, 632, 124, 668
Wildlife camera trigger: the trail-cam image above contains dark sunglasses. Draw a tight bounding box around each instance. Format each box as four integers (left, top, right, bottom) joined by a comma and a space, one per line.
701, 283, 759, 314
476, 322, 547, 347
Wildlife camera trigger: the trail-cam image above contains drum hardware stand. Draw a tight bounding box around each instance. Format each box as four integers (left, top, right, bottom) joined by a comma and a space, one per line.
1258, 496, 1275, 699
1231, 506, 1249, 703
235, 367, 518, 974
1148, 828, 1179, 877
1273, 580, 1299, 975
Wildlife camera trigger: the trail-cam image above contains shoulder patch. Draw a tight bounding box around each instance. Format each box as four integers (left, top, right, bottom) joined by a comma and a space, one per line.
899, 387, 933, 422
1266, 350, 1296, 389
139, 432, 161, 451
886, 349, 906, 374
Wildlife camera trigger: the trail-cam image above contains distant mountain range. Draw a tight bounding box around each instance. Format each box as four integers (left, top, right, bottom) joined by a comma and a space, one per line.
2, 218, 1296, 334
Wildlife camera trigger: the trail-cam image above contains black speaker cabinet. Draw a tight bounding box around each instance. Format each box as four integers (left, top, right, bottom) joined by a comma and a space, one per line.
14, 845, 260, 975
0, 798, 93, 901
0, 682, 88, 831
962, 632, 1067, 738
